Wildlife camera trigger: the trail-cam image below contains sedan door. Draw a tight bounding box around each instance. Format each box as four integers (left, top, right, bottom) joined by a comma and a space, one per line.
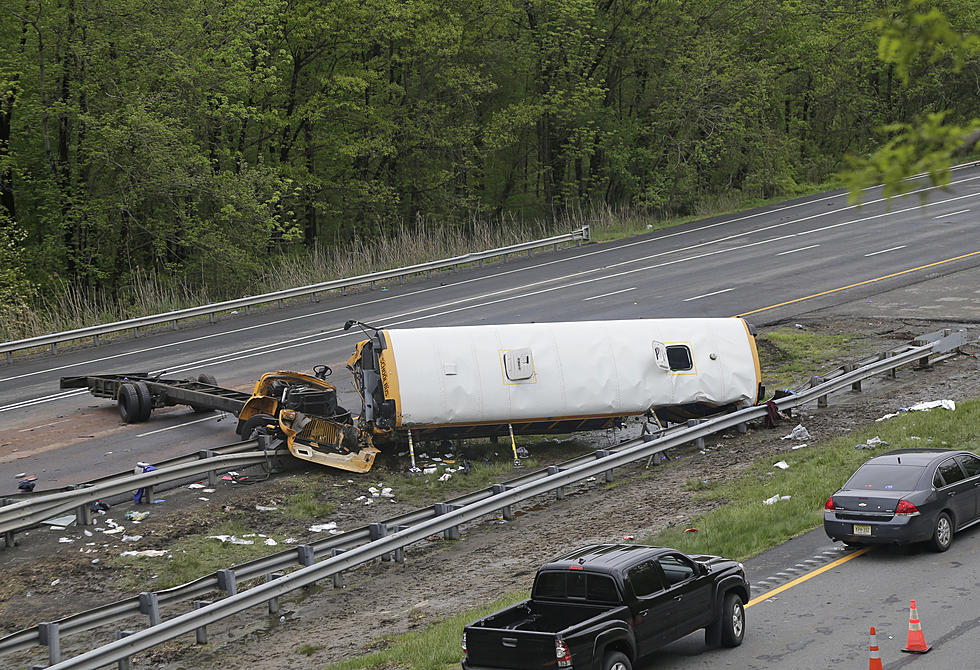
953, 454, 980, 524
934, 458, 975, 530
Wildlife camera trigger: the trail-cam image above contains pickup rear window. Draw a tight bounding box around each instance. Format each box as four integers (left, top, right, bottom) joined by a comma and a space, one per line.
535, 571, 619, 603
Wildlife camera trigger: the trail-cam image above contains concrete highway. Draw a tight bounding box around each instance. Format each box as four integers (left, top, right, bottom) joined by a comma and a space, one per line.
1, 163, 979, 484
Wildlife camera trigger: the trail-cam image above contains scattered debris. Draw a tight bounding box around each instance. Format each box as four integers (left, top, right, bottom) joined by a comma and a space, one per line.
773, 461, 789, 470
438, 473, 452, 482
90, 501, 110, 513
187, 483, 206, 489
855, 436, 889, 450
876, 399, 956, 422
309, 522, 338, 533
791, 443, 807, 450
763, 494, 792, 505
208, 535, 255, 545
50, 579, 60, 586
120, 550, 168, 557
622, 534, 635, 541
263, 538, 278, 546
684, 528, 698, 533
122, 535, 143, 542
255, 505, 277, 511
125, 511, 149, 522
58, 537, 74, 543
781, 424, 811, 441
42, 514, 77, 527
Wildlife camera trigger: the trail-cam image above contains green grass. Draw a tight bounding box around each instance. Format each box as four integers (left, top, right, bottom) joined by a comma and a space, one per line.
758, 328, 853, 390
281, 490, 336, 519
326, 594, 528, 670
112, 520, 289, 590
325, 398, 979, 669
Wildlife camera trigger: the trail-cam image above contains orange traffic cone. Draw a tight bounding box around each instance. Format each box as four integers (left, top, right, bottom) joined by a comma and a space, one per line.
868, 626, 884, 669
901, 599, 931, 654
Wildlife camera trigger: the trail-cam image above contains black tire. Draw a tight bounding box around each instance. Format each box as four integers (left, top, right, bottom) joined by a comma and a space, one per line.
720, 593, 745, 647
132, 381, 153, 422
602, 651, 631, 670
192, 374, 218, 413
239, 413, 278, 439
118, 384, 144, 423
930, 512, 953, 552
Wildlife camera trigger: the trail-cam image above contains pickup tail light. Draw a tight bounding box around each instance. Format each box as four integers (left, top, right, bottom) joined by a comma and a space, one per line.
895, 499, 920, 516
556, 638, 572, 668
824, 496, 834, 511
461, 632, 467, 659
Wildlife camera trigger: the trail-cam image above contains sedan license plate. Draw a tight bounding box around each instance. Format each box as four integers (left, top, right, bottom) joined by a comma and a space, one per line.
853, 524, 872, 536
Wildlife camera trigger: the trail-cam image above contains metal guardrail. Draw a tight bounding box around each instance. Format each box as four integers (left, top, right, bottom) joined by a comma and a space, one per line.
0, 448, 279, 538
0, 227, 591, 360
4, 327, 969, 668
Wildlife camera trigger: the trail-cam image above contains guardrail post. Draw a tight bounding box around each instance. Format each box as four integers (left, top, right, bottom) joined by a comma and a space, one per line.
369, 523, 392, 561
297, 545, 316, 588
209, 312, 215, 325
434, 503, 461, 540
686, 420, 705, 450
491, 484, 513, 520
4, 351, 10, 363
93, 334, 100, 346
171, 319, 178, 331
810, 376, 828, 408
547, 466, 565, 500
139, 483, 154, 505
76, 499, 93, 526
266, 572, 284, 614
193, 601, 212, 643
198, 450, 218, 487
595, 450, 613, 482
277, 298, 284, 309
216, 569, 237, 596
553, 242, 558, 252
885, 351, 898, 378
331, 549, 346, 588
115, 630, 134, 670
393, 526, 407, 563
139, 592, 161, 626
844, 364, 862, 392
38, 622, 60, 664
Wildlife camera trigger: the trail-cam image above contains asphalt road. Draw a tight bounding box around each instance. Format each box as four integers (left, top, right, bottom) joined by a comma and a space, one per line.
641, 524, 980, 669
3, 163, 980, 487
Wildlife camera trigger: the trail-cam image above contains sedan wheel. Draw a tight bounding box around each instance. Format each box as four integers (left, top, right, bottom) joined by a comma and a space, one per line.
930, 512, 953, 552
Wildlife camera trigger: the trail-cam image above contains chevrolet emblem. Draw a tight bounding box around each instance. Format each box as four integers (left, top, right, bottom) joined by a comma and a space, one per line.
858, 502, 867, 507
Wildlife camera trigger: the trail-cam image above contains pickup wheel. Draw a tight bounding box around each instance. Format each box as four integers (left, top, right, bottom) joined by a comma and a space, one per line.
602, 651, 631, 670
719, 593, 745, 647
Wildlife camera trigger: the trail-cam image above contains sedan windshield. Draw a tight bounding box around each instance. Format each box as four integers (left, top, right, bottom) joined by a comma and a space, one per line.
844, 463, 924, 491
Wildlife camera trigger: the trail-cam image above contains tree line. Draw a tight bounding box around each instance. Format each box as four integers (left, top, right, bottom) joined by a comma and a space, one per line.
0, 0, 977, 322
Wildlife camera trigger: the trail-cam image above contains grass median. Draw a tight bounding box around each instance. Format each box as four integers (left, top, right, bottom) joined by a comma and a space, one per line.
324, 397, 979, 670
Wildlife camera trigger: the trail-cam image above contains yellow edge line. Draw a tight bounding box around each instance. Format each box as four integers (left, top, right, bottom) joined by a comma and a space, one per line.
735, 250, 980, 318
745, 546, 871, 608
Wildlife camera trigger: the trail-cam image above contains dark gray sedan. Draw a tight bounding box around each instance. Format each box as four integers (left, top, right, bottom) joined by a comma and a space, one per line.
824, 448, 980, 552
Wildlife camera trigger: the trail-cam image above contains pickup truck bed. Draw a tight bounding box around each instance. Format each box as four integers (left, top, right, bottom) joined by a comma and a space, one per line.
473, 601, 613, 632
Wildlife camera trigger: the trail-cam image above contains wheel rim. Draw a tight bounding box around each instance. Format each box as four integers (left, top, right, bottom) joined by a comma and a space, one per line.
937, 516, 951, 546
732, 603, 744, 638
610, 663, 628, 670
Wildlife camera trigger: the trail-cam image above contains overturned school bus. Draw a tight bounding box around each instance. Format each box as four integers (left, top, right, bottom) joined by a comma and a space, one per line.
62, 318, 763, 474
345, 317, 763, 455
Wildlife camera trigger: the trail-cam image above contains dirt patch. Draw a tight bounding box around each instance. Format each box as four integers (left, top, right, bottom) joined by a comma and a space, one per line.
2, 316, 978, 669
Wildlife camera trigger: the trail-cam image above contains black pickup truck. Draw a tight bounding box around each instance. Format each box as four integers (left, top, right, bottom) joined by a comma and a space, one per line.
461, 544, 749, 670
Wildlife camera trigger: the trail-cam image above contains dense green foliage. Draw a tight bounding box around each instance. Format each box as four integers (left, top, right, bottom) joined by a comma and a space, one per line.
1, 0, 977, 322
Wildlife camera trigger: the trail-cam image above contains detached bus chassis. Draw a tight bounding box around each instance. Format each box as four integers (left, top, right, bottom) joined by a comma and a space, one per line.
61, 368, 379, 473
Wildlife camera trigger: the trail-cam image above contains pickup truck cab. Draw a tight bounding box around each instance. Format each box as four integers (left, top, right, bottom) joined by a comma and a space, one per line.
461, 544, 749, 670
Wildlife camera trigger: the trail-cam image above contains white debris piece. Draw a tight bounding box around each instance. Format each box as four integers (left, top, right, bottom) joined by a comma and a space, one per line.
439, 473, 452, 482
58, 537, 74, 543
422, 467, 437, 475
364, 498, 374, 505
208, 535, 255, 545
199, 497, 209, 501
791, 443, 807, 450
50, 579, 61, 586
284, 538, 299, 544
368, 487, 380, 497
781, 424, 811, 441
877, 399, 956, 422
763, 495, 779, 505
255, 505, 277, 511
309, 522, 337, 533
203, 488, 215, 494
380, 487, 394, 498
263, 538, 278, 546
187, 483, 206, 489
120, 550, 168, 557
122, 535, 143, 542
773, 461, 789, 470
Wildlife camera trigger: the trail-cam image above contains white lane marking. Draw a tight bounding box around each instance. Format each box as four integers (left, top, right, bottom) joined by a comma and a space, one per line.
582, 287, 637, 301
137, 415, 222, 437
933, 209, 970, 219
18, 418, 70, 432
683, 288, 734, 302
6, 173, 980, 386
777, 244, 821, 256
864, 245, 907, 257
0, 389, 89, 413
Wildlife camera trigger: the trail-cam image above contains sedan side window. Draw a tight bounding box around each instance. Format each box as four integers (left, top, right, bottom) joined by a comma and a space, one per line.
657, 554, 696, 587
628, 560, 665, 598
955, 454, 980, 478
937, 459, 966, 486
